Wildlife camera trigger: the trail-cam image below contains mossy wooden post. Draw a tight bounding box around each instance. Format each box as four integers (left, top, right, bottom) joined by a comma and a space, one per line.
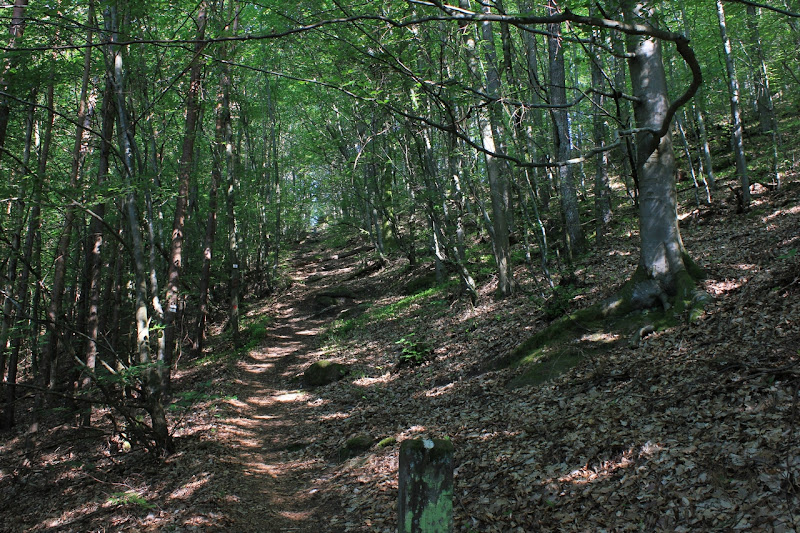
398, 438, 454, 533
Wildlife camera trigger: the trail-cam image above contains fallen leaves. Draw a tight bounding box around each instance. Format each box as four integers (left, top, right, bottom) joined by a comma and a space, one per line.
1, 179, 799, 532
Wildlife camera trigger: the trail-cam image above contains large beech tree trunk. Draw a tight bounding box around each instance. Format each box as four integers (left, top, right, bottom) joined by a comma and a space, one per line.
623, 4, 699, 300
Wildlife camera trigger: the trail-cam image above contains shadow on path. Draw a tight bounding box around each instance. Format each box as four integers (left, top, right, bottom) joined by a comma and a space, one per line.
207, 238, 369, 531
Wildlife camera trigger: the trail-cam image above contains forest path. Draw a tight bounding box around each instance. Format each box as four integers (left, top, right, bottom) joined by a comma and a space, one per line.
209, 235, 370, 532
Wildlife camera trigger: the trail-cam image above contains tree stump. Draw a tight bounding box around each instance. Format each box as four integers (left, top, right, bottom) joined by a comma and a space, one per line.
398, 438, 454, 533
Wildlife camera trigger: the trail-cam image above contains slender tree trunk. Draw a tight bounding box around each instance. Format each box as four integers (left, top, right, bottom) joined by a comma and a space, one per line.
0, 91, 34, 393
518, 2, 550, 210
41, 3, 95, 393
608, 17, 637, 205
194, 58, 228, 355
458, 0, 513, 296
81, 75, 115, 427
716, 0, 750, 207
693, 96, 716, 193
265, 77, 284, 278
2, 80, 52, 429
675, 113, 703, 208
222, 71, 240, 347
745, 5, 781, 187
677, 2, 715, 195
547, 0, 585, 261
0, 0, 29, 156
164, 4, 207, 379
108, 7, 171, 453
591, 27, 612, 245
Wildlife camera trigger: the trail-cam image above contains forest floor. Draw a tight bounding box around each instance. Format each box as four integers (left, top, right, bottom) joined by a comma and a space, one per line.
1, 177, 800, 532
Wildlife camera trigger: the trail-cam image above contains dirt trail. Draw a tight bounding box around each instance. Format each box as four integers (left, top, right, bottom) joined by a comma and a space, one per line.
208, 237, 364, 532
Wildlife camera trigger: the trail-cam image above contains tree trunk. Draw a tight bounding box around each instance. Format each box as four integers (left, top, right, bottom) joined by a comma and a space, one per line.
194, 79, 226, 356
108, 7, 171, 453
459, 0, 513, 297
591, 26, 612, 245
81, 75, 115, 427
0, 0, 29, 156
224, 74, 240, 348
622, 3, 698, 299
0, 90, 40, 431
518, 1, 550, 211
41, 3, 95, 394
547, 0, 585, 261
677, 2, 715, 195
164, 4, 207, 378
2, 78, 53, 429
716, 0, 750, 207
745, 5, 781, 187
0, 90, 34, 400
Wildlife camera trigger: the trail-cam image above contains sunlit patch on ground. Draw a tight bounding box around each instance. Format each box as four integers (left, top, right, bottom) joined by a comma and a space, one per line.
169, 472, 212, 500
271, 391, 308, 402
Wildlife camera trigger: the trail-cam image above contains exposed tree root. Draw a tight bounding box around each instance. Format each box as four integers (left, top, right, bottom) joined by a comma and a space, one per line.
504, 255, 711, 369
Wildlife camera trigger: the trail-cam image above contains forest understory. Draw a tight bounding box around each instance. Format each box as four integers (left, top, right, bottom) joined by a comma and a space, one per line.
1, 172, 798, 532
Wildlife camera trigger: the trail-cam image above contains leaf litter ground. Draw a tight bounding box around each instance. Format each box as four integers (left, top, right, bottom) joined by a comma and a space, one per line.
1, 178, 799, 532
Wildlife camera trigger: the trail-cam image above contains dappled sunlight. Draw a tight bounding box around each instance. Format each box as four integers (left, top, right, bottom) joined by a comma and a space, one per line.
705, 278, 746, 295
578, 331, 622, 345
557, 440, 665, 486
352, 372, 395, 387
424, 381, 457, 397
279, 509, 316, 522
271, 391, 309, 403
169, 472, 213, 501
43, 501, 104, 530
319, 411, 351, 421
252, 414, 280, 421
222, 397, 250, 409
6, 178, 795, 532
237, 361, 276, 374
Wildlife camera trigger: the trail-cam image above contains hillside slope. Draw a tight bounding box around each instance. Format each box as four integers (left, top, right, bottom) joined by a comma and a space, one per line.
0, 178, 798, 532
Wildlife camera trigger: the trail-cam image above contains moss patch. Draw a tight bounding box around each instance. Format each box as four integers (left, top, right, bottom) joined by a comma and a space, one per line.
507, 347, 585, 389
303, 360, 349, 387
503, 299, 688, 389
402, 272, 440, 295
377, 436, 397, 448
339, 433, 375, 460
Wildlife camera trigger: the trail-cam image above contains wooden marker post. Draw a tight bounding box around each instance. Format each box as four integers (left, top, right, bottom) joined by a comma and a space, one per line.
398, 438, 454, 532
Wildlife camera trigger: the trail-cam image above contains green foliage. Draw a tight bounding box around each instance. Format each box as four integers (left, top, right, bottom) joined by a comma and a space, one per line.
106, 491, 156, 510
325, 283, 453, 342
377, 436, 397, 448
395, 333, 430, 367
96, 361, 165, 388
242, 315, 274, 351
168, 380, 236, 411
